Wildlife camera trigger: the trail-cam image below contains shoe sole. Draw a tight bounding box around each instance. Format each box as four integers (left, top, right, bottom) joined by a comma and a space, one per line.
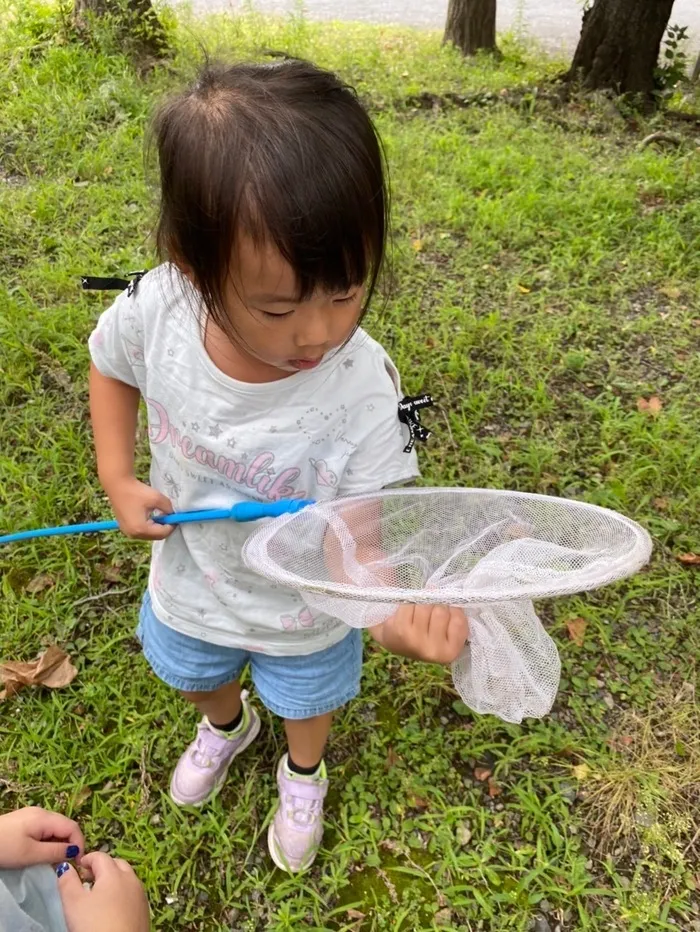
169, 710, 262, 808
267, 821, 316, 874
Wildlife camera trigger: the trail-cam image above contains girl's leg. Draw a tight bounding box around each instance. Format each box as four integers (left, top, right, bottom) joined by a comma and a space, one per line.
180, 680, 242, 727
170, 680, 260, 807
284, 712, 333, 769
268, 714, 333, 873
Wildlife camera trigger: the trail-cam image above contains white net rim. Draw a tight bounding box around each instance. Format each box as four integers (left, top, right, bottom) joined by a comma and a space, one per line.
242, 487, 653, 604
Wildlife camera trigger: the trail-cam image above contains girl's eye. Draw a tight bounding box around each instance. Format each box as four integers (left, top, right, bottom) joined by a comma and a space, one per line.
334, 292, 358, 305
261, 309, 295, 319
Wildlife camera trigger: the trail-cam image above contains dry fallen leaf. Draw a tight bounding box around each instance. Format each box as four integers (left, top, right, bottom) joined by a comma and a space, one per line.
474, 766, 492, 782
346, 909, 365, 921
0, 646, 77, 700
385, 746, 400, 769
412, 238, 423, 252
658, 284, 681, 300
517, 284, 531, 293
99, 562, 123, 583
74, 786, 93, 809
653, 497, 670, 511
637, 395, 663, 416
435, 908, 453, 927
487, 778, 502, 798
677, 553, 700, 566
566, 616, 587, 647
25, 573, 55, 595
409, 794, 429, 810
572, 763, 590, 781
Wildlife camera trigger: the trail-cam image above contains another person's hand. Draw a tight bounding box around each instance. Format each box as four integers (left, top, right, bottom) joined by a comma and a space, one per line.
105, 476, 173, 540
370, 604, 469, 664
58, 852, 150, 932
0, 807, 84, 869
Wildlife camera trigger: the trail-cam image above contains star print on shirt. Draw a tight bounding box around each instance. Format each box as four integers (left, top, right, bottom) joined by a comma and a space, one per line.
209, 424, 222, 438
190, 422, 200, 431
366, 403, 375, 411
227, 437, 236, 448
343, 358, 354, 369
167, 349, 175, 357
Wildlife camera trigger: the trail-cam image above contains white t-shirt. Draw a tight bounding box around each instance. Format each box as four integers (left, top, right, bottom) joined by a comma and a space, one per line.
89, 264, 419, 655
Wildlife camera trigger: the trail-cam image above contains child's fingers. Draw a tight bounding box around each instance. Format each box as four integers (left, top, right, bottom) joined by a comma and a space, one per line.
36, 811, 85, 854
56, 862, 86, 906
149, 491, 173, 515
426, 604, 451, 642
446, 608, 470, 657
80, 851, 121, 879
146, 492, 175, 539
145, 517, 174, 540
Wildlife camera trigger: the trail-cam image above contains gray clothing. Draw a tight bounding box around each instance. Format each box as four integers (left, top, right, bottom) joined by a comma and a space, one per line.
0, 866, 68, 932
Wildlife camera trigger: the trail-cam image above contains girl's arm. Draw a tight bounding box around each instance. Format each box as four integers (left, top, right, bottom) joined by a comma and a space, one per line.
89, 364, 173, 540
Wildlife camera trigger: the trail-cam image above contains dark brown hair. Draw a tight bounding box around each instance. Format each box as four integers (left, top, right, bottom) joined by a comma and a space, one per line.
151, 59, 388, 333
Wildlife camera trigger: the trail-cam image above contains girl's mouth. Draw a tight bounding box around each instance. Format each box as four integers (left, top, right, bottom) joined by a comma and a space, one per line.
289, 357, 323, 370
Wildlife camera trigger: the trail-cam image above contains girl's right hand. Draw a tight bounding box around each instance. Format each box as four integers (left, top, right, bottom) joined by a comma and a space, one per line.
105, 476, 174, 540
58, 853, 150, 932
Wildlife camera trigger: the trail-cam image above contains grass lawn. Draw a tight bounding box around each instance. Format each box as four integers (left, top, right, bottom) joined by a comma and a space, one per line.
1, 4, 699, 930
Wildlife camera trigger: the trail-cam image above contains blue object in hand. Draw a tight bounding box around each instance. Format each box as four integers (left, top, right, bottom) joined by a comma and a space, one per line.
0, 499, 316, 546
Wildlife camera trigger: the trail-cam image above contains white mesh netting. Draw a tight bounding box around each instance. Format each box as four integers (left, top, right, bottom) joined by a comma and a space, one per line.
243, 489, 652, 723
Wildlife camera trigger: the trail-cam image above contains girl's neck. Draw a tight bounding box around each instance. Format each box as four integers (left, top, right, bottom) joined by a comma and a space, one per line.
204, 318, 293, 385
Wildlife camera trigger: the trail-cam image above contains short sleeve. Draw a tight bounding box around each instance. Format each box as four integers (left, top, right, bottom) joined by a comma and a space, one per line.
339, 353, 420, 495
88, 287, 144, 388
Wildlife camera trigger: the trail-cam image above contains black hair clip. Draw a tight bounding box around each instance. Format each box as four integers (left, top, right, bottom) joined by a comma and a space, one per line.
398, 394, 434, 453
81, 270, 147, 298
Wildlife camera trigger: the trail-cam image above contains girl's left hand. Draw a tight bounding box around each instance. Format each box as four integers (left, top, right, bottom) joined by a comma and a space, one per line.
0, 807, 85, 870
370, 604, 469, 664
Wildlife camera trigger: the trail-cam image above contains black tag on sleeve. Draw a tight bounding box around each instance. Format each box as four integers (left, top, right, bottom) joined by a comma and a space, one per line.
81, 270, 147, 297
397, 394, 434, 453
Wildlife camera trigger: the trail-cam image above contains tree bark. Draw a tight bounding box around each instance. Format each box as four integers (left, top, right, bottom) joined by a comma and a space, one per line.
692, 50, 700, 83
566, 0, 675, 95
443, 0, 497, 56
73, 0, 168, 60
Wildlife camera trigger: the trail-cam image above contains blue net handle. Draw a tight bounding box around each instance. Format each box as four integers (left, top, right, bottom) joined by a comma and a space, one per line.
0, 499, 315, 545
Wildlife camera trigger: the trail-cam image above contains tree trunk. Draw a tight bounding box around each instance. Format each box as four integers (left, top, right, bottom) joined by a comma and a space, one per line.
73, 0, 168, 60
566, 0, 675, 95
443, 0, 497, 56
692, 50, 700, 83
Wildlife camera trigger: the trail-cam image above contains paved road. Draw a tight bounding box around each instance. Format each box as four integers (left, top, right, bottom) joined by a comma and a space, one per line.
185, 0, 700, 55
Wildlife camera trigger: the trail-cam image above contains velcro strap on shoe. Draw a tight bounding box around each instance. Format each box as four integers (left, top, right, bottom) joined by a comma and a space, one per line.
285, 780, 325, 800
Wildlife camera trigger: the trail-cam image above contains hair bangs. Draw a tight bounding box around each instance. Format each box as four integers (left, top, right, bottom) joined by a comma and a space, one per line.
151, 59, 388, 331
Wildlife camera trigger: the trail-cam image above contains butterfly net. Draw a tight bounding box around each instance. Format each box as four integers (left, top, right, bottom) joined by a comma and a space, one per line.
243, 489, 652, 723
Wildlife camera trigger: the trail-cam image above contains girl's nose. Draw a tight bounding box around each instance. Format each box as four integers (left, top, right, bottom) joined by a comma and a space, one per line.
295, 306, 331, 350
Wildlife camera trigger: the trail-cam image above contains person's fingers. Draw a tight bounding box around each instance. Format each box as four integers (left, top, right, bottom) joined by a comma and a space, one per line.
22, 839, 82, 866
450, 608, 470, 644
427, 605, 451, 642
144, 518, 174, 540
112, 857, 136, 875
443, 608, 470, 662
409, 603, 431, 632
35, 811, 85, 851
56, 862, 85, 907
79, 851, 120, 879
149, 491, 173, 514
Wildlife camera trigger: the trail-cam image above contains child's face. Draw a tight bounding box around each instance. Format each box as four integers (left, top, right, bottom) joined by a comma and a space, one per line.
220, 235, 365, 375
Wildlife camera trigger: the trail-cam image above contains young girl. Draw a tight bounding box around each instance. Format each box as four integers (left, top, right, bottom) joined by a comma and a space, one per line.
88, 59, 468, 873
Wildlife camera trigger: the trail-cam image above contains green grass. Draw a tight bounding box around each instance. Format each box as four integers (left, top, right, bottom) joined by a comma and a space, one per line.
1, 3, 699, 930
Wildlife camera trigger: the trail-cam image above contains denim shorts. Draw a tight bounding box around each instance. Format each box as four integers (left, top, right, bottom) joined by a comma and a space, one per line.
136, 592, 363, 720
